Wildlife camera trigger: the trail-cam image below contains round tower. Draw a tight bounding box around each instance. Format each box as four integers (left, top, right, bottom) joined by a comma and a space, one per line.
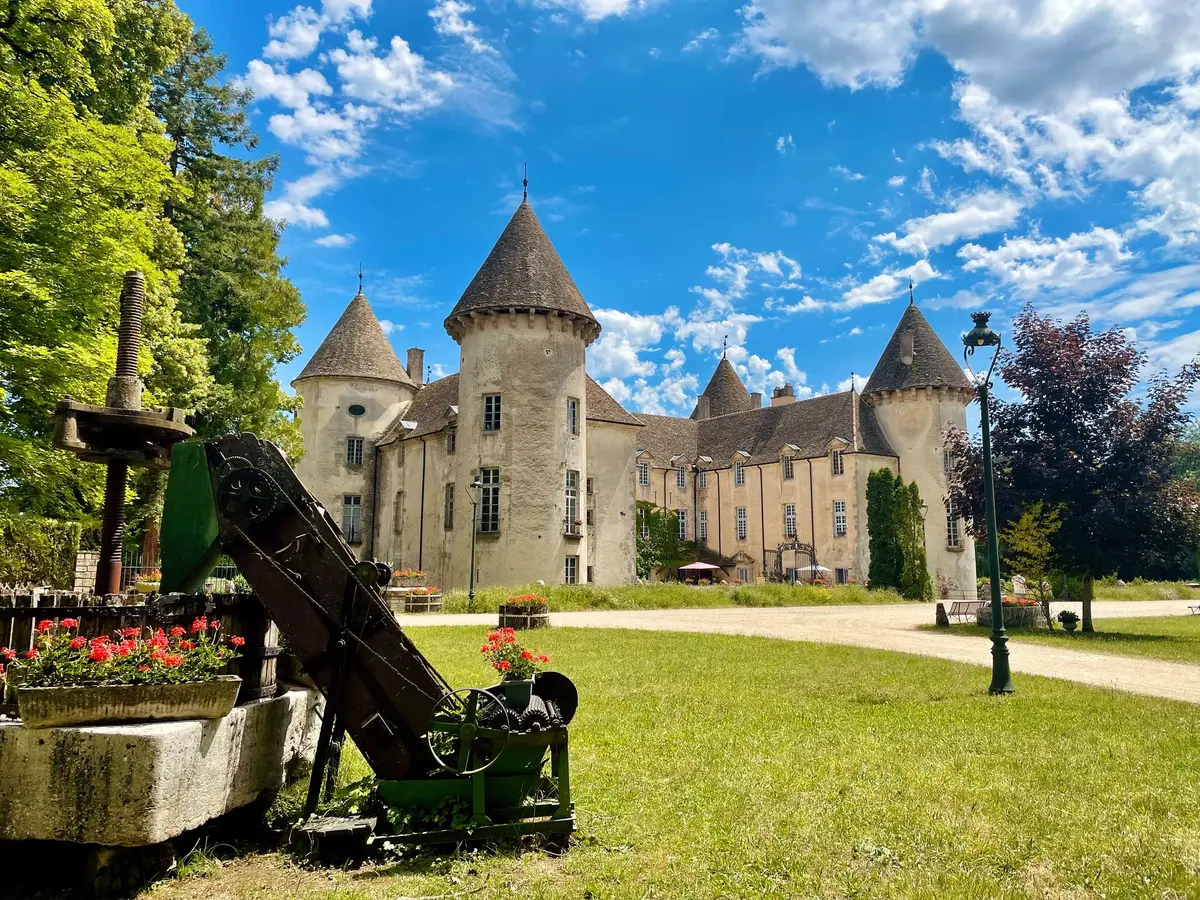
862, 299, 977, 596
292, 288, 418, 557
444, 200, 601, 587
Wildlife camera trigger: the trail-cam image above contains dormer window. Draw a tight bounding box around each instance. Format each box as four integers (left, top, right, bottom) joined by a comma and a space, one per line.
831, 449, 844, 476
347, 404, 366, 417
447, 427, 457, 454
900, 331, 915, 366
637, 461, 650, 486
734, 461, 745, 486
782, 456, 795, 480
676, 466, 686, 489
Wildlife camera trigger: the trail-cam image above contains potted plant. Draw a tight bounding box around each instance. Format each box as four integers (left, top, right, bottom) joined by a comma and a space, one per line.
2, 617, 244, 728
498, 592, 550, 630
480, 627, 549, 707
1056, 609, 1081, 633
132, 568, 162, 595
405, 585, 443, 613
392, 568, 426, 587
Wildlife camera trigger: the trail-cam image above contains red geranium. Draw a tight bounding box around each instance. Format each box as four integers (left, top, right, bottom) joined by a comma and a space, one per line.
170, 626, 186, 638
480, 628, 548, 681
1, 648, 15, 661
60, 618, 79, 629
191, 617, 208, 634
25, 649, 38, 659
123, 627, 141, 638
36, 620, 54, 634
69, 636, 87, 650
89, 645, 111, 663
230, 635, 245, 647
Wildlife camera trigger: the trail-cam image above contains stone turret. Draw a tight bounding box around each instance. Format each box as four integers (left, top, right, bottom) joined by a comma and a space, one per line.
443, 200, 599, 585
863, 299, 976, 593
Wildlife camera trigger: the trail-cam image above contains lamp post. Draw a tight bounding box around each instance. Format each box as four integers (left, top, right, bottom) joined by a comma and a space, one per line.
464, 479, 482, 613
963, 311, 1015, 695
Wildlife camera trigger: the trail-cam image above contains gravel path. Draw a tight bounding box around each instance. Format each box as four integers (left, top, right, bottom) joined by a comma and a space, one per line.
400, 600, 1200, 705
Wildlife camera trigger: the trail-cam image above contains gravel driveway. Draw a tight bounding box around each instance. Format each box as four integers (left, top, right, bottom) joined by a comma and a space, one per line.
400, 600, 1200, 705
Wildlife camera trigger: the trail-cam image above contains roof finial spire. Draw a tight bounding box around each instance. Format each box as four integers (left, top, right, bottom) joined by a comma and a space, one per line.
522, 162, 528, 202
722, 334, 728, 359
358, 263, 363, 296
908, 278, 915, 306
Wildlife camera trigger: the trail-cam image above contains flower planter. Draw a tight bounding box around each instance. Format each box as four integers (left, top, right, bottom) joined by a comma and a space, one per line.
499, 678, 534, 708
498, 603, 549, 630
17, 675, 242, 729
977, 604, 1042, 628
404, 592, 443, 613
391, 574, 426, 588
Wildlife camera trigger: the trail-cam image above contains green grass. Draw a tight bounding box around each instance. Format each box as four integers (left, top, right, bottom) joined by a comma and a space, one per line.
439, 581, 908, 613
932, 615, 1200, 665
1093, 580, 1200, 601
150, 627, 1200, 900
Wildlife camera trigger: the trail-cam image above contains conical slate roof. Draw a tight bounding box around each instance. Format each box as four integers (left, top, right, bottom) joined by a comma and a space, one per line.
692, 357, 752, 418
864, 302, 972, 394
444, 201, 599, 334
293, 292, 415, 387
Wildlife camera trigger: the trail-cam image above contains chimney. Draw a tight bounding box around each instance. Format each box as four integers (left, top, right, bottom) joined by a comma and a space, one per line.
697, 395, 711, 420
771, 383, 796, 407
750, 392, 762, 409
407, 347, 425, 386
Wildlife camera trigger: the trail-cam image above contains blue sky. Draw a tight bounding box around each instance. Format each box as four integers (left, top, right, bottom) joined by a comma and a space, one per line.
183, 0, 1200, 415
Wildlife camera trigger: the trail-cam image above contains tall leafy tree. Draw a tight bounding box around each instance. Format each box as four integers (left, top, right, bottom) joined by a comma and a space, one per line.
1000, 501, 1062, 628
946, 304, 1200, 631
897, 480, 932, 601
0, 0, 208, 518
150, 29, 305, 459
867, 468, 902, 590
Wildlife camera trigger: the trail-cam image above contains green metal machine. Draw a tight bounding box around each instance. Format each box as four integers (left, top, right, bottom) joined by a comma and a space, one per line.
159, 433, 576, 848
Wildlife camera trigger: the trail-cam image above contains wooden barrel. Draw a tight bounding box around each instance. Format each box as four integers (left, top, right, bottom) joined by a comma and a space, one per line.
403, 592, 443, 613
498, 603, 549, 630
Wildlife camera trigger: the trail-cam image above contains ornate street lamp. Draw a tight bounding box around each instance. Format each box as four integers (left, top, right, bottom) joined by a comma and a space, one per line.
464, 479, 483, 613
963, 311, 1015, 695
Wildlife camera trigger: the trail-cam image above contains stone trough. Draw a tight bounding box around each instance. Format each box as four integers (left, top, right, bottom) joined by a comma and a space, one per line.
0, 687, 322, 847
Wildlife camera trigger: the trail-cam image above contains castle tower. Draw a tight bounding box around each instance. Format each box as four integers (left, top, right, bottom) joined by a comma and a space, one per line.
444, 200, 601, 586
292, 289, 419, 558
862, 299, 977, 595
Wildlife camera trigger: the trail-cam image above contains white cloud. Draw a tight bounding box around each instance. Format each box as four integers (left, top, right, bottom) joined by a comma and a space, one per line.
683, 27, 719, 52
588, 308, 679, 378
648, 47, 660, 58
775, 133, 794, 154
314, 232, 356, 247
264, 168, 341, 227
664, 347, 686, 371
1148, 328, 1200, 370
535, 0, 651, 21
691, 242, 801, 312
780, 209, 798, 227
957, 227, 1129, 295
837, 373, 869, 392
874, 189, 1023, 256
243, 60, 332, 109
833, 164, 865, 181
840, 259, 939, 310
429, 0, 495, 54
264, 0, 372, 60
887, 174, 906, 187
329, 30, 454, 113
268, 102, 376, 162
378, 319, 402, 335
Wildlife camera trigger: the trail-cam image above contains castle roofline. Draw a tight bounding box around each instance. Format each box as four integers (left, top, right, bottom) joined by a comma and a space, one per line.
293, 291, 415, 388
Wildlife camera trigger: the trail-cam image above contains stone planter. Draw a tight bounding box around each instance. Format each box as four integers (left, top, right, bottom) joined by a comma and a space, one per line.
17, 675, 242, 729
498, 603, 549, 630
977, 604, 1042, 629
391, 575, 426, 588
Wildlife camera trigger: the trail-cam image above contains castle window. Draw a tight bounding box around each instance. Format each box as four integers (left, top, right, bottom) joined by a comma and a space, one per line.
782, 456, 794, 480
639, 508, 649, 540
943, 449, 953, 474
736, 566, 750, 583
835, 568, 849, 585
586, 476, 594, 495
676, 466, 687, 489
347, 404, 366, 417
483, 394, 502, 432
697, 470, 707, 489
565, 470, 580, 531
447, 427, 457, 454
587, 565, 594, 584
946, 499, 963, 548
443, 484, 454, 529
341, 495, 362, 544
638, 461, 649, 486
677, 509, 687, 540
831, 449, 844, 476
478, 468, 500, 533
699, 510, 708, 541
784, 503, 796, 538
833, 500, 847, 537
734, 462, 745, 486
346, 436, 364, 466
567, 397, 580, 435
736, 506, 747, 540
565, 555, 579, 585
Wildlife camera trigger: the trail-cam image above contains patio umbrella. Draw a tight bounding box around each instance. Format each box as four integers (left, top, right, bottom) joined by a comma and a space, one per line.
678, 561, 722, 570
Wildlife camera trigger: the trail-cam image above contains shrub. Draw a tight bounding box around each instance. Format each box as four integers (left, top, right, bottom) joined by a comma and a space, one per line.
0, 516, 83, 588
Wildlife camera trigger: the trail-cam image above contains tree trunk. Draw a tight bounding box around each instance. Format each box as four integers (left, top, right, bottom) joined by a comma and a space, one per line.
1081, 574, 1095, 633
141, 515, 160, 574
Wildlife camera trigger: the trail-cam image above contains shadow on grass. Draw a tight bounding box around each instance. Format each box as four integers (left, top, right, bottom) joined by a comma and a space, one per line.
931, 622, 1194, 646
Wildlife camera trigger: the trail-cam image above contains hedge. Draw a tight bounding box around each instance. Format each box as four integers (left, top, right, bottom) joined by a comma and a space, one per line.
0, 516, 83, 588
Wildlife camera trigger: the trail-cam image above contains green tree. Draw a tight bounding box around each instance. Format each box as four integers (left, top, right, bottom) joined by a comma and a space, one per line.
867, 468, 902, 590
635, 501, 695, 579
150, 28, 305, 460
0, 0, 208, 519
897, 480, 933, 601
1001, 501, 1062, 628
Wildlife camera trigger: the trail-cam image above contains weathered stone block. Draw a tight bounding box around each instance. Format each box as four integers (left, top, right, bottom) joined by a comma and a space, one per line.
0, 687, 321, 846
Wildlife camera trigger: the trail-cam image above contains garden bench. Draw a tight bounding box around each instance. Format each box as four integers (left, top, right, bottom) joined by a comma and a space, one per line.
1189, 604, 1200, 615
947, 599, 985, 623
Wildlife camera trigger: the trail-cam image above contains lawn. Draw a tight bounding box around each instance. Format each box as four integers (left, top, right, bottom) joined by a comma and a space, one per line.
936, 615, 1200, 665
1093, 580, 1200, 602
144, 627, 1200, 900
439, 581, 907, 613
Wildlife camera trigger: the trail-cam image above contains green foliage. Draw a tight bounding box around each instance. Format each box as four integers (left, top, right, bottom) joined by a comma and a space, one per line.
867, 469, 931, 600
635, 501, 695, 578
866, 469, 902, 590
0, 515, 82, 587
0, 0, 210, 517
150, 29, 305, 459
1001, 501, 1061, 614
